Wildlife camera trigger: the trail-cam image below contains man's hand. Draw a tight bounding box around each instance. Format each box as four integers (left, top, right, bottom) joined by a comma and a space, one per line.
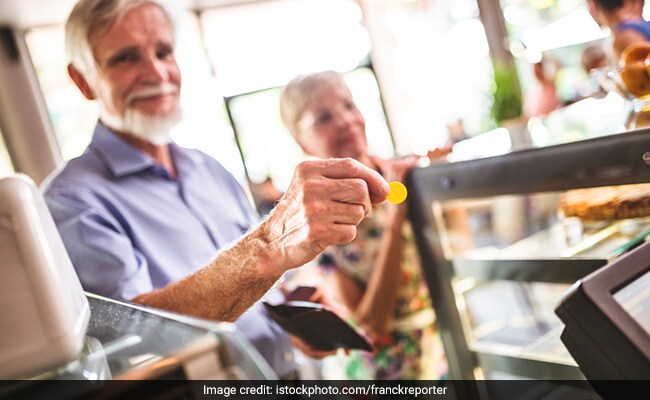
260, 158, 389, 275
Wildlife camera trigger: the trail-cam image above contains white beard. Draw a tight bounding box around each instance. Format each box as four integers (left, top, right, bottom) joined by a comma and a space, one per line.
123, 102, 182, 144
98, 84, 182, 145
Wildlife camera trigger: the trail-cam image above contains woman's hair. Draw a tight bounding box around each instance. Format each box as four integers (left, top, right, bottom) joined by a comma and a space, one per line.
65, 0, 176, 78
279, 70, 347, 138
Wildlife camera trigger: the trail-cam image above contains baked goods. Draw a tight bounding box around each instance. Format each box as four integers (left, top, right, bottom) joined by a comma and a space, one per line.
618, 42, 650, 100
559, 184, 650, 220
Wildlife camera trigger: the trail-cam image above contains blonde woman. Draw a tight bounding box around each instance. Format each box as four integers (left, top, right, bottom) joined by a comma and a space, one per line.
280, 71, 449, 379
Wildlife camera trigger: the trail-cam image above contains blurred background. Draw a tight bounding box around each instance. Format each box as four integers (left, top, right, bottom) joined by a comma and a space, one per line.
9, 0, 645, 196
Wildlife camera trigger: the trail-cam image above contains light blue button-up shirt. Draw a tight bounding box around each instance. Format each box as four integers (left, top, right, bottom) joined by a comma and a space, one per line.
42, 122, 296, 376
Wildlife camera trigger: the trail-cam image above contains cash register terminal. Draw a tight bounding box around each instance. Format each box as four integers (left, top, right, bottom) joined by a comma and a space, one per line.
556, 238, 650, 397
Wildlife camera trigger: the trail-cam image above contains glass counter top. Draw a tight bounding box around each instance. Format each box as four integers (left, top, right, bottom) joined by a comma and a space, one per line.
0, 293, 271, 397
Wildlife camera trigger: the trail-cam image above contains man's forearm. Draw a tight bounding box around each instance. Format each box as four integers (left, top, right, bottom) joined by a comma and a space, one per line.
132, 220, 284, 322
132, 158, 391, 322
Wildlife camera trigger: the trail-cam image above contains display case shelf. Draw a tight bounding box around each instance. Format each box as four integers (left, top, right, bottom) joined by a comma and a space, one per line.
453, 257, 605, 283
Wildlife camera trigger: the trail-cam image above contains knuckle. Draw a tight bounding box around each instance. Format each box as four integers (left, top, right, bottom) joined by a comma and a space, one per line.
339, 226, 356, 244
353, 205, 366, 223
304, 200, 326, 219
307, 224, 326, 242
302, 178, 325, 198
295, 160, 311, 176
341, 157, 357, 171
351, 178, 367, 193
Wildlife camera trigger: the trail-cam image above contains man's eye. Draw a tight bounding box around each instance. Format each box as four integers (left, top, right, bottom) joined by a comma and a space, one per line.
110, 53, 138, 65
156, 48, 173, 59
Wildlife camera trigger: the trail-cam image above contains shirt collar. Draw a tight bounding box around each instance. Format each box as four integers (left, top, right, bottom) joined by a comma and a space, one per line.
89, 121, 204, 178
170, 141, 204, 178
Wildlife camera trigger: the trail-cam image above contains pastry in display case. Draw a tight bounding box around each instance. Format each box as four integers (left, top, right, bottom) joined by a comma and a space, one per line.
559, 183, 650, 221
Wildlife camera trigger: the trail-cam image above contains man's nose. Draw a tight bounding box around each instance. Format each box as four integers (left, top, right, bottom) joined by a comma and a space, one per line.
140, 53, 169, 82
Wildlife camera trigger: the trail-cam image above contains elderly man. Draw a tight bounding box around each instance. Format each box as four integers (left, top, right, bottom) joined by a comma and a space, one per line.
42, 0, 388, 378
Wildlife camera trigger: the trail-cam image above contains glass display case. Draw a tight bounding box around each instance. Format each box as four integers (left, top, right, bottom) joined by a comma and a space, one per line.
0, 294, 271, 399
408, 98, 650, 389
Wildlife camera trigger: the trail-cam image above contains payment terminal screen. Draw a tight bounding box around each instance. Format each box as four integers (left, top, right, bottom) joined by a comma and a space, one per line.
614, 269, 650, 336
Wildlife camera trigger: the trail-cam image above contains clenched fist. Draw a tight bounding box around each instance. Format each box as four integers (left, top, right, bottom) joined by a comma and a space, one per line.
260, 158, 389, 274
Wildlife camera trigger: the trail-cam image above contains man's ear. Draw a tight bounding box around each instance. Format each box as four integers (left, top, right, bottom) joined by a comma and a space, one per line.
67, 64, 96, 100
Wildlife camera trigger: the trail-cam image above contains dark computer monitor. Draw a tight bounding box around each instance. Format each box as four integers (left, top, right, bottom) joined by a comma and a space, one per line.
556, 239, 650, 385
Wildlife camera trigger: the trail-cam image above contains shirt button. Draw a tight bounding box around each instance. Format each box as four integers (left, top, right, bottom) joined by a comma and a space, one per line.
283, 351, 294, 362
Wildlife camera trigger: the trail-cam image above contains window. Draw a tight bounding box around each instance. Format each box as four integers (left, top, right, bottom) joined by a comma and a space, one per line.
0, 130, 15, 178
361, 0, 493, 152
26, 26, 97, 161
200, 0, 371, 97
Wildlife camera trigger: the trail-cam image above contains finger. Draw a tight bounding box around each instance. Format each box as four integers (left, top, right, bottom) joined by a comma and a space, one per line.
301, 180, 370, 218
327, 178, 373, 215
403, 154, 420, 163
317, 223, 357, 246
326, 202, 367, 225
305, 349, 337, 358
309, 158, 389, 203
308, 288, 323, 303
371, 156, 389, 173
386, 156, 419, 181
302, 199, 366, 228
400, 154, 420, 169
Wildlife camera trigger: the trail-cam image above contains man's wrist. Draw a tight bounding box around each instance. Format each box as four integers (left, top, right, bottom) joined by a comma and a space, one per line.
248, 217, 286, 277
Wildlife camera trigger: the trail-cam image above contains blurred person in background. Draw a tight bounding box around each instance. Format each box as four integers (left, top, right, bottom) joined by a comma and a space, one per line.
280, 71, 450, 380
566, 43, 612, 105
580, 44, 612, 100
581, 43, 612, 72
524, 57, 562, 117
587, 0, 650, 56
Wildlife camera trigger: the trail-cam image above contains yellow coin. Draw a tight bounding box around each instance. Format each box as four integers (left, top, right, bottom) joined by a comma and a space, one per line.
386, 181, 407, 204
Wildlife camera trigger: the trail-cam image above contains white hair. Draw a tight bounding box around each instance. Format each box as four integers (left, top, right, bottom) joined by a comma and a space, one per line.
64, 0, 178, 78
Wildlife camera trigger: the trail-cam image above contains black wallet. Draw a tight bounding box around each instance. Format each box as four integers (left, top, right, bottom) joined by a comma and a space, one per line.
263, 286, 373, 352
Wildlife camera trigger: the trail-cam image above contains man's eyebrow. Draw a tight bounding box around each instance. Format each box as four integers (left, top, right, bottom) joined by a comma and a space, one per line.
105, 46, 139, 65
156, 41, 174, 50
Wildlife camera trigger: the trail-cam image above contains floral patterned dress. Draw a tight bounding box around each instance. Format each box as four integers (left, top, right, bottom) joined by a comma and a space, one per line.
319, 202, 447, 380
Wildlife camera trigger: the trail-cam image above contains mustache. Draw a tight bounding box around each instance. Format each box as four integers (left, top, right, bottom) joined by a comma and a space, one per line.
126, 83, 179, 104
